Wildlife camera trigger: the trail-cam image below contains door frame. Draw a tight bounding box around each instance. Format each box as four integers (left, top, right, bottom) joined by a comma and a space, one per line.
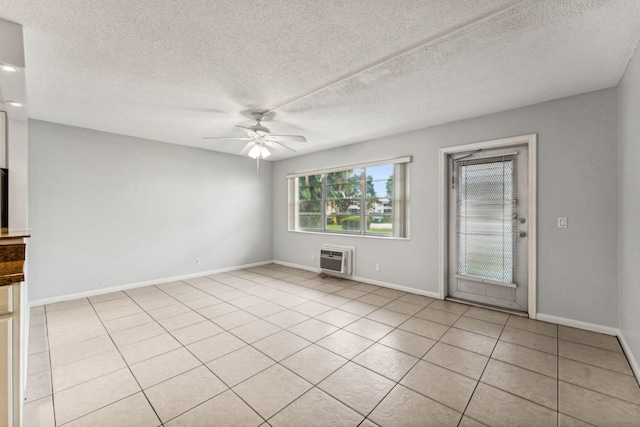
438, 134, 537, 318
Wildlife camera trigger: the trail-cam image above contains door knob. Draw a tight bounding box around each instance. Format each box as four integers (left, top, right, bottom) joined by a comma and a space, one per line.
519, 218, 526, 224
519, 231, 527, 238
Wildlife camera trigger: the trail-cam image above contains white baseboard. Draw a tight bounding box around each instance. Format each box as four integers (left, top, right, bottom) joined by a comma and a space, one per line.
273, 259, 441, 299
536, 313, 620, 336
618, 333, 640, 384
29, 260, 274, 307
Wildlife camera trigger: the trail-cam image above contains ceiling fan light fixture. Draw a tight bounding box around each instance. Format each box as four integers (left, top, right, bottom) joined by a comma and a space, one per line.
260, 146, 271, 158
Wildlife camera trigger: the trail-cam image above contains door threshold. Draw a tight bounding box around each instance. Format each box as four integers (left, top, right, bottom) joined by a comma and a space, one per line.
445, 297, 528, 317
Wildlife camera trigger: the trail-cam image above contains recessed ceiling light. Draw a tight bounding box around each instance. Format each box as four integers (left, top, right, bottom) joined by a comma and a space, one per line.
6, 101, 22, 107
0, 65, 17, 73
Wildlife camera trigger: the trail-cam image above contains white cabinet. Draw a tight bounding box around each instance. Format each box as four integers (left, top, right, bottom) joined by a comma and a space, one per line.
0, 283, 20, 427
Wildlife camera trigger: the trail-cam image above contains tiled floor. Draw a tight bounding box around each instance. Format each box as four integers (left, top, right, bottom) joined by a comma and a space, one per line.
23, 264, 640, 426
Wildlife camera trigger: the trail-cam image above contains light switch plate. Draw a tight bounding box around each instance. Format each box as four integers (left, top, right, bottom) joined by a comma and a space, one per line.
558, 217, 568, 228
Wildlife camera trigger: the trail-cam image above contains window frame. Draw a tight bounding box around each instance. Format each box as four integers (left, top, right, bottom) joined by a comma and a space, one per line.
287, 157, 411, 238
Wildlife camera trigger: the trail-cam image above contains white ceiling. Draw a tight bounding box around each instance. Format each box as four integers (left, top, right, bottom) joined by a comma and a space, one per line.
0, 0, 639, 160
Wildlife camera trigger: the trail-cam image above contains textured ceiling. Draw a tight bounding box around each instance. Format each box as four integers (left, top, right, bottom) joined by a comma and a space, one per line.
0, 0, 639, 160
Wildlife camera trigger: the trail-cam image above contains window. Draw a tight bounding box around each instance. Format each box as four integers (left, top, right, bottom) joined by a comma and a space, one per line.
287, 157, 411, 238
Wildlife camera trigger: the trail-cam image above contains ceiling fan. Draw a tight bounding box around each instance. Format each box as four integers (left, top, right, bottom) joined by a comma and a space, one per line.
203, 112, 306, 171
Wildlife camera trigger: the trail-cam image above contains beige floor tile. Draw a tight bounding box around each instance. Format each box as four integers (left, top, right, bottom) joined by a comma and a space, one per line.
315, 308, 360, 328
559, 357, 640, 404
264, 309, 310, 328
357, 293, 393, 307
48, 322, 108, 349
230, 318, 282, 343
145, 365, 227, 423
559, 381, 640, 426
353, 343, 418, 381
287, 318, 338, 342
318, 362, 395, 416
23, 395, 55, 427
182, 294, 222, 310
383, 299, 423, 316
96, 303, 145, 322
292, 300, 333, 316
314, 293, 352, 307
557, 413, 595, 427
49, 334, 116, 369
170, 320, 224, 345
398, 317, 449, 340
379, 329, 436, 358
366, 308, 410, 327
334, 288, 368, 300
245, 301, 287, 317
559, 340, 634, 376
466, 383, 557, 427
428, 300, 469, 315
343, 318, 394, 341
91, 296, 137, 313
136, 295, 181, 310
398, 293, 437, 307
369, 385, 462, 427
27, 351, 51, 376
130, 347, 201, 388
339, 300, 379, 316
351, 282, 381, 292
459, 416, 488, 427
414, 307, 461, 326
253, 330, 311, 361
28, 334, 50, 355
197, 301, 239, 319
212, 310, 259, 330
25, 368, 52, 403
316, 329, 374, 359
157, 310, 206, 331
401, 360, 477, 412
52, 349, 127, 392
272, 294, 308, 308
373, 287, 406, 299
360, 418, 379, 427
147, 303, 193, 320
53, 368, 140, 425
281, 344, 348, 384
558, 325, 623, 353
207, 346, 274, 386
110, 321, 166, 348
499, 326, 558, 355
89, 291, 131, 306
186, 331, 246, 363
463, 306, 510, 325
424, 342, 489, 380
506, 315, 557, 337
103, 312, 154, 333
63, 392, 160, 427
453, 316, 503, 338
233, 364, 312, 419
440, 328, 497, 356
225, 294, 265, 308
119, 332, 183, 365
492, 340, 557, 377
481, 359, 557, 410
269, 387, 364, 427
45, 298, 91, 313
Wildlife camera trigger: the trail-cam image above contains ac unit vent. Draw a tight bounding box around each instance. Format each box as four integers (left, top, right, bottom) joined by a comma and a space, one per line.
320, 247, 352, 275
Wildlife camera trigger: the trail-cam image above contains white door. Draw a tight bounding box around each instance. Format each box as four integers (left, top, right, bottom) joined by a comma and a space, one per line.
448, 145, 529, 311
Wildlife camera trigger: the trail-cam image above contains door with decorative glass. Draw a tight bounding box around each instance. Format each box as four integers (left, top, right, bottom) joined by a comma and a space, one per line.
448, 145, 529, 311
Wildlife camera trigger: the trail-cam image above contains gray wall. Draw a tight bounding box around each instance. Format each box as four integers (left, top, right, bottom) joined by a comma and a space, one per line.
28, 120, 273, 302
273, 88, 619, 327
619, 43, 640, 371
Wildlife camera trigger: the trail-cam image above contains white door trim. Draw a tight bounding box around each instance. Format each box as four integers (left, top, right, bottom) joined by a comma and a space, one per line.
438, 134, 537, 318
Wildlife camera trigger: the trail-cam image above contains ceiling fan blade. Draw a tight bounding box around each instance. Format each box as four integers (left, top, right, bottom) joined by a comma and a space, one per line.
265, 140, 297, 153
270, 135, 307, 143
239, 141, 255, 156
236, 125, 260, 140
202, 136, 252, 140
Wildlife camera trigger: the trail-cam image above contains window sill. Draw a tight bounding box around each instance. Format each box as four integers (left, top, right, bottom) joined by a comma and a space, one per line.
288, 229, 410, 241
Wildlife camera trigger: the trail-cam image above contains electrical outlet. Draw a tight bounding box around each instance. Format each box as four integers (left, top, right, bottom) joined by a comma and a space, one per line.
375, 263, 380, 272
195, 258, 201, 265
558, 217, 568, 228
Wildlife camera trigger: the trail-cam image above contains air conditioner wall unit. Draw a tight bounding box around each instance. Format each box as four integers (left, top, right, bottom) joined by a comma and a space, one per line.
320, 245, 353, 276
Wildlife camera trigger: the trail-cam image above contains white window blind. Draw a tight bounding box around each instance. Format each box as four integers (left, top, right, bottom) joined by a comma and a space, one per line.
456, 156, 516, 283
